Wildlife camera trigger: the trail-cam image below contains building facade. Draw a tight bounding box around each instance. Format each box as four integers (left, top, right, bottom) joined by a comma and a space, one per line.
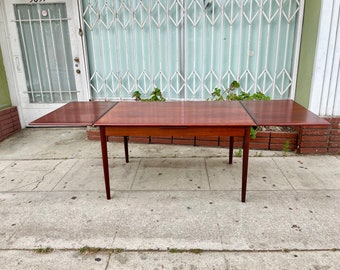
0, 0, 339, 127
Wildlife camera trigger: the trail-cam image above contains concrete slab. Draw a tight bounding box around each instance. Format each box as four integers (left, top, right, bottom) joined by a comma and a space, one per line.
273, 156, 340, 190
0, 250, 108, 270
0, 128, 91, 160
206, 157, 293, 191
213, 191, 340, 250
108, 251, 340, 270
6, 192, 128, 249
113, 191, 223, 250
0, 160, 77, 192
0, 160, 12, 171
54, 158, 138, 191
0, 192, 44, 248
132, 158, 209, 190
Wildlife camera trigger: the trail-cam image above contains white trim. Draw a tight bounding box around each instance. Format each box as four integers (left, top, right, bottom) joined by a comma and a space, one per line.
290, 0, 305, 100
310, 0, 340, 116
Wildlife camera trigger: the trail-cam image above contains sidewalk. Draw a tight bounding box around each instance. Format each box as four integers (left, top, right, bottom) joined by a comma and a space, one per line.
0, 128, 339, 269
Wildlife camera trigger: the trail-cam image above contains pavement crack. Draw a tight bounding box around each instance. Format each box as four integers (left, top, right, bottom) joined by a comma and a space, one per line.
31, 160, 64, 191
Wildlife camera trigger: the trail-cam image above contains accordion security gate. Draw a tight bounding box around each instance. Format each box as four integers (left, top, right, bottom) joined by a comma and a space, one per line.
82, 0, 303, 101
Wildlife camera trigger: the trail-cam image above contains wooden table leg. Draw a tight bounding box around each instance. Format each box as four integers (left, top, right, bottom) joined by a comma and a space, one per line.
241, 127, 250, 203
100, 127, 111, 200
229, 136, 234, 164
124, 136, 129, 163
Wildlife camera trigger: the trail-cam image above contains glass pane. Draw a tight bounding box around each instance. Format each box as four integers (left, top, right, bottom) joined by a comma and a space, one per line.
15, 3, 77, 103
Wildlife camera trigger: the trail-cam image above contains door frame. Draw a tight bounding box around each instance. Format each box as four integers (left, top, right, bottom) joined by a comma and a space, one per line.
2, 0, 90, 126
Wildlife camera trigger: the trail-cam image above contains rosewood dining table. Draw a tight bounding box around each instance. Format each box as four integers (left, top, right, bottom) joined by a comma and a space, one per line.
30, 100, 330, 202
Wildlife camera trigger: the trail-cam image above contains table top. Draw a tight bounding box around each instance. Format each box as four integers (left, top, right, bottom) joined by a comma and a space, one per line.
241, 100, 330, 126
29, 101, 117, 127
93, 101, 256, 127
29, 100, 330, 128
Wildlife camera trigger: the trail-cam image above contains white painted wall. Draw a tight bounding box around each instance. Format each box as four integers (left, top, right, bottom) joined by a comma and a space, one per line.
310, 0, 340, 116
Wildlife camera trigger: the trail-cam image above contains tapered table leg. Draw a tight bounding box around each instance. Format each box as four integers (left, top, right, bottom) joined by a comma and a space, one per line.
241, 127, 250, 203
124, 136, 129, 163
100, 127, 111, 200
229, 136, 234, 164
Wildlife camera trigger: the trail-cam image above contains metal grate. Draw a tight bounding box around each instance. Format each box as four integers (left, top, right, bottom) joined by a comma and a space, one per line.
82, 0, 303, 100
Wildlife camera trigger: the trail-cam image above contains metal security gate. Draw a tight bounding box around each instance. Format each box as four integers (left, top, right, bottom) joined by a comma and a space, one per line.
81, 0, 303, 101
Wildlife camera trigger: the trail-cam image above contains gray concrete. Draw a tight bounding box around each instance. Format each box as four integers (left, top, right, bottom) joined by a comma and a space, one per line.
0, 128, 339, 269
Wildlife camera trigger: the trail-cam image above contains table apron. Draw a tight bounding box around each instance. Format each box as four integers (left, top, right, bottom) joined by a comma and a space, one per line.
103, 126, 247, 137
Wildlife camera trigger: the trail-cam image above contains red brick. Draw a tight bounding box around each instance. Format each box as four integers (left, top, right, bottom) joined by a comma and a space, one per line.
270, 132, 298, 138
173, 136, 195, 140
329, 142, 340, 148
0, 114, 11, 122
331, 130, 340, 135
301, 135, 328, 142
330, 135, 340, 141
270, 143, 297, 151
270, 138, 297, 144
300, 129, 330, 136
108, 136, 124, 142
328, 148, 340, 154
0, 108, 12, 117
251, 137, 270, 143
298, 148, 328, 154
300, 141, 329, 148
249, 142, 269, 150
330, 117, 340, 122
10, 106, 18, 112
173, 139, 195, 145
254, 131, 270, 138
196, 136, 219, 141
196, 139, 219, 147
1, 127, 14, 137
301, 125, 330, 129
151, 136, 172, 144
129, 136, 150, 143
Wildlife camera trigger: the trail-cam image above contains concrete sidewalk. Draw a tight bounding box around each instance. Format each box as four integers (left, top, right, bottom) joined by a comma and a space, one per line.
0, 128, 339, 269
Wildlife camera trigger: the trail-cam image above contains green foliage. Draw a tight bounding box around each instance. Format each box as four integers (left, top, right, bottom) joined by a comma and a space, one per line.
36, 247, 54, 254
209, 80, 270, 101
234, 148, 243, 157
133, 87, 165, 102
79, 246, 103, 254
282, 140, 291, 156
250, 127, 257, 139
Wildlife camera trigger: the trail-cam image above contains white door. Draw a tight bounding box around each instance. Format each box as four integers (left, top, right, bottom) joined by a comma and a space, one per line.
4, 0, 89, 125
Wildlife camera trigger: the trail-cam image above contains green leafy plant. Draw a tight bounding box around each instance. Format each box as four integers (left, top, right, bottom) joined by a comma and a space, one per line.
250, 126, 257, 139
209, 80, 240, 101
209, 80, 269, 101
282, 140, 291, 156
133, 87, 165, 102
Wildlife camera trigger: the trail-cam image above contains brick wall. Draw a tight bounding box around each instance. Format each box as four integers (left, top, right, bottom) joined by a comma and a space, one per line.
297, 117, 340, 154
0, 107, 21, 142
